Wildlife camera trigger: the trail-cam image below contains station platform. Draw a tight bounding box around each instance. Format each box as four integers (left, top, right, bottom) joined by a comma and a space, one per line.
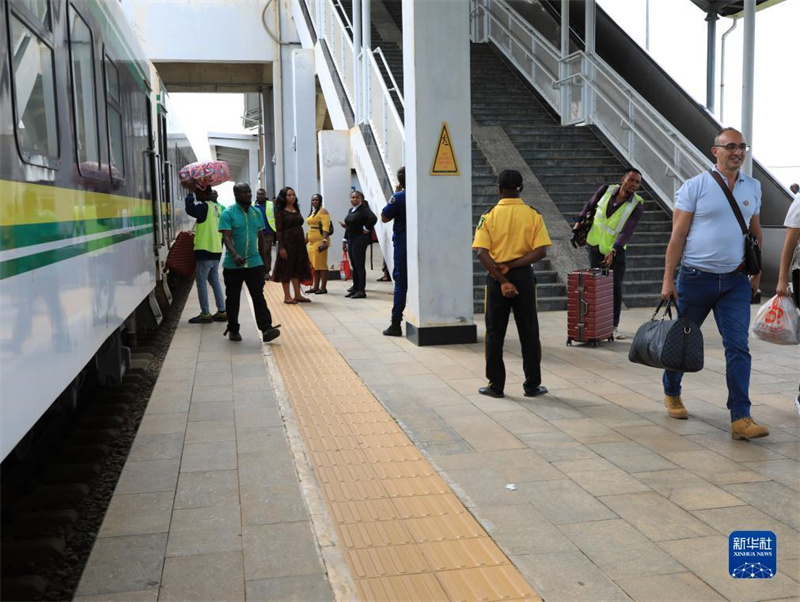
75, 273, 800, 602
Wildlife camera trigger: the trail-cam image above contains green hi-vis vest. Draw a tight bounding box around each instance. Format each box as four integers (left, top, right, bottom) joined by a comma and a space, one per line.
586, 185, 643, 255
264, 201, 276, 230
194, 201, 223, 253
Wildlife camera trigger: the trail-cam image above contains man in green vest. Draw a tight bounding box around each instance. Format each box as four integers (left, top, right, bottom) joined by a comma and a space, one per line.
185, 186, 227, 324
219, 183, 280, 343
573, 169, 644, 339
255, 188, 276, 278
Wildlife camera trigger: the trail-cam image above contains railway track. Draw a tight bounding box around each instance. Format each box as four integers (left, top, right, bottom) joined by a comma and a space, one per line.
0, 281, 190, 602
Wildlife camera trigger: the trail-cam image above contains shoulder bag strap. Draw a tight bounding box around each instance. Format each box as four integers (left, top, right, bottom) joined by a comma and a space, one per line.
708, 169, 747, 235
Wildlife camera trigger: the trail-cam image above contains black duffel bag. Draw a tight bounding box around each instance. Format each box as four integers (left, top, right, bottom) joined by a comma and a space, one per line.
628, 299, 704, 372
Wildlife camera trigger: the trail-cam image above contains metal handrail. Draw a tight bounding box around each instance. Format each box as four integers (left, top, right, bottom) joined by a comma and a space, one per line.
332, 0, 352, 31
372, 46, 405, 109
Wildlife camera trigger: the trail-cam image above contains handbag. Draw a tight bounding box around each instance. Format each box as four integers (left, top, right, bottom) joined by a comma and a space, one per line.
570, 205, 596, 248
165, 231, 196, 278
709, 170, 761, 275
628, 299, 704, 372
339, 250, 351, 280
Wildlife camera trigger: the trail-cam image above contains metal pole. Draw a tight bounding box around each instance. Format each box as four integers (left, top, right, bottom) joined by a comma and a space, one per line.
362, 0, 371, 124
742, 0, 755, 175
585, 0, 595, 54
719, 19, 737, 123
560, 0, 569, 123
354, 0, 361, 122
705, 10, 718, 114
645, 0, 650, 52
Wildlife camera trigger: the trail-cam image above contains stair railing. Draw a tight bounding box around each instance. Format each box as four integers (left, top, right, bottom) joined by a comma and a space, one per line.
372, 47, 405, 109
302, 0, 404, 184
471, 0, 714, 208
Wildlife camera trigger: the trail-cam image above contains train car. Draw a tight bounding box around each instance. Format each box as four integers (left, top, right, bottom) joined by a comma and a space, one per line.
0, 0, 197, 461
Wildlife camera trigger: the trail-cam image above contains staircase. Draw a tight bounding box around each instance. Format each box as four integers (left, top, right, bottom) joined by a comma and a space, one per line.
334, 0, 404, 121
470, 43, 670, 308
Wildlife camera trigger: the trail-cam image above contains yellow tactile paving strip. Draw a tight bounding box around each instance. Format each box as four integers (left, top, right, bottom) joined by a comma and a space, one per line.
263, 285, 541, 602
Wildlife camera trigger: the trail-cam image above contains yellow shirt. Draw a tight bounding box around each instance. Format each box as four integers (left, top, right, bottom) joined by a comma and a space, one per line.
472, 198, 552, 262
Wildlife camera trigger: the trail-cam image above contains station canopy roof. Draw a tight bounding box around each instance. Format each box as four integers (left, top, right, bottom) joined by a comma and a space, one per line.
688, 0, 785, 17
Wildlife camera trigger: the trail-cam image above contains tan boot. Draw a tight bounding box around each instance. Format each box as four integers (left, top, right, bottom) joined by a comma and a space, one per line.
664, 395, 688, 419
731, 417, 769, 440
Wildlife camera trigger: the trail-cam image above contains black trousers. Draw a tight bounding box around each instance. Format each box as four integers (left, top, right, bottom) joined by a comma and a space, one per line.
588, 245, 626, 327
485, 266, 542, 393
347, 233, 370, 293
223, 267, 273, 333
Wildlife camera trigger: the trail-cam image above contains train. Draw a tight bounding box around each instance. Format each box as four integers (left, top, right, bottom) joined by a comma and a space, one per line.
1, 0, 198, 461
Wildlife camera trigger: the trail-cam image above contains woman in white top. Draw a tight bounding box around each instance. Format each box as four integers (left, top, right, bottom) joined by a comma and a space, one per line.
776, 190, 800, 411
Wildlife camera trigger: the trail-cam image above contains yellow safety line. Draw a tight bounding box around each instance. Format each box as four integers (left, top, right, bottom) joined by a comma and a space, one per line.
263, 285, 541, 602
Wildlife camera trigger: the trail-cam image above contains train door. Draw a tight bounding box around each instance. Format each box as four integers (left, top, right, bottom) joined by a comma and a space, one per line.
145, 99, 163, 249
157, 107, 174, 243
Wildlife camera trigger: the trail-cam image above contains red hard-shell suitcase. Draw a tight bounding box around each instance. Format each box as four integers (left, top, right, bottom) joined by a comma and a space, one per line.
566, 268, 614, 347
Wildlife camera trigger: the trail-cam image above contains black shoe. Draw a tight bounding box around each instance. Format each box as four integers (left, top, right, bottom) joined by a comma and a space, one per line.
223, 327, 242, 342
351, 292, 367, 299
347, 286, 355, 293
188, 313, 213, 324
523, 385, 548, 397
345, 291, 355, 298
262, 326, 281, 343
478, 386, 504, 398
212, 311, 228, 322
383, 322, 402, 337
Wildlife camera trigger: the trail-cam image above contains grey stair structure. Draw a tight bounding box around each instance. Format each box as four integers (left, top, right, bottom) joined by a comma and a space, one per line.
471, 43, 670, 309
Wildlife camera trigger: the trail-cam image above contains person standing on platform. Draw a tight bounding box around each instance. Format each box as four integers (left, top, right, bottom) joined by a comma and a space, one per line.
271, 187, 313, 304
254, 188, 276, 278
661, 127, 767, 439
381, 167, 407, 336
184, 185, 227, 324
218, 182, 280, 343
305, 193, 331, 294
573, 169, 644, 340
776, 185, 800, 413
340, 190, 377, 299
472, 170, 551, 399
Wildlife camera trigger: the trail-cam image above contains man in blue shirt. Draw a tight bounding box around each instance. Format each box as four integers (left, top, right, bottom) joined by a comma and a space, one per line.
661, 127, 767, 440
381, 167, 407, 336
219, 182, 280, 343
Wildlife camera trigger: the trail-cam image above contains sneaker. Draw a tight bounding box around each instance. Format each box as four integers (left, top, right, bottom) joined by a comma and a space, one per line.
664, 395, 688, 419
212, 311, 227, 322
383, 322, 402, 337
262, 326, 281, 343
613, 327, 626, 340
188, 313, 213, 324
731, 417, 769, 440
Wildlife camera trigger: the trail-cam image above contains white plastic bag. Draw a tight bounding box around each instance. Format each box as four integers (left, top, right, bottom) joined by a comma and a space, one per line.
750, 294, 800, 345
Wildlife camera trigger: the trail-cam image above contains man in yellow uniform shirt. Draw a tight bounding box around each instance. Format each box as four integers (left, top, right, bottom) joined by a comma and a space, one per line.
472, 170, 552, 398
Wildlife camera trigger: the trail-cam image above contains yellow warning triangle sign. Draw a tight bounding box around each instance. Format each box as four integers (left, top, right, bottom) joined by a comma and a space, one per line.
430, 122, 459, 176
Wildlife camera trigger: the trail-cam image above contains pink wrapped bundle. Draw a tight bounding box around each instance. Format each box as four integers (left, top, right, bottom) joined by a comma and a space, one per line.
179, 160, 230, 190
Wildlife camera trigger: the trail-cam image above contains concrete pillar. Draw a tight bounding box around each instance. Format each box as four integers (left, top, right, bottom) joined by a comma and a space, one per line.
353, 0, 361, 122
292, 48, 317, 204
742, 0, 755, 175
585, 0, 595, 54
261, 86, 276, 195
402, 0, 476, 346
362, 0, 371, 121
560, 0, 570, 123
318, 131, 351, 268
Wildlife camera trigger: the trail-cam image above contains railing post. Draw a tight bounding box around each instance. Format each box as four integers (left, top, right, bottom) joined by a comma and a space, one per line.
627, 93, 635, 154
559, 0, 570, 125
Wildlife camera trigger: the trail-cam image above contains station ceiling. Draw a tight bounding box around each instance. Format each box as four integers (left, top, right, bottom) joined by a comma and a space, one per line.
687, 0, 785, 17
154, 62, 272, 93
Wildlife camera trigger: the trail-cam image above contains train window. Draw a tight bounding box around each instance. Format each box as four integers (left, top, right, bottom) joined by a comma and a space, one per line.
15, 0, 51, 30
105, 57, 124, 174
68, 8, 99, 167
8, 14, 59, 160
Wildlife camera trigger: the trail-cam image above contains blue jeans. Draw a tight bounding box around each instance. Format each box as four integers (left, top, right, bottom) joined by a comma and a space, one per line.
662, 267, 752, 420
392, 238, 407, 320
196, 258, 225, 315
